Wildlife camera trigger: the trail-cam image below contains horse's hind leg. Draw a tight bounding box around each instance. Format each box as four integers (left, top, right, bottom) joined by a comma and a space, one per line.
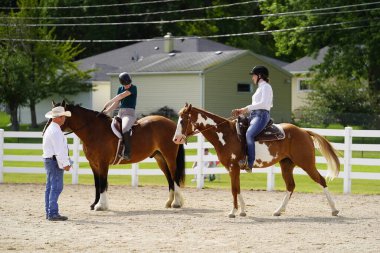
303, 166, 339, 216
274, 158, 296, 216
154, 153, 183, 208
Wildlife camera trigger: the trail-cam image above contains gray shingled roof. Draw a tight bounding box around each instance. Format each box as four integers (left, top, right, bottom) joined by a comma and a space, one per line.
117, 50, 247, 73
77, 37, 238, 72
77, 35, 289, 80
283, 47, 328, 73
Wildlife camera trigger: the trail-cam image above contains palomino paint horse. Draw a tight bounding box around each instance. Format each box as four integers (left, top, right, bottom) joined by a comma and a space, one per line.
173, 104, 340, 218
54, 101, 185, 211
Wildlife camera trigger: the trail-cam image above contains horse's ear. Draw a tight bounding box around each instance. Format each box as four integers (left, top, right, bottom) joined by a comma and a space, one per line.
52, 100, 56, 107
62, 100, 66, 107
188, 104, 192, 111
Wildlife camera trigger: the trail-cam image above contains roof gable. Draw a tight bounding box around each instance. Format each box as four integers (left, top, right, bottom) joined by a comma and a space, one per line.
284, 47, 328, 73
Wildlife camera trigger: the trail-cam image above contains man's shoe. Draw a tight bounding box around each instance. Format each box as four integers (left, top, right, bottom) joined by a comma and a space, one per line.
48, 215, 68, 221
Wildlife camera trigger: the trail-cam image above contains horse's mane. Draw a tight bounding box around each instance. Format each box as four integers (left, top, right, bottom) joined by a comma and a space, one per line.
66, 104, 112, 121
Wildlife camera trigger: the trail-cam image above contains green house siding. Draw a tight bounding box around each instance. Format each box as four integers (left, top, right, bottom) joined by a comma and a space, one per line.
111, 73, 202, 115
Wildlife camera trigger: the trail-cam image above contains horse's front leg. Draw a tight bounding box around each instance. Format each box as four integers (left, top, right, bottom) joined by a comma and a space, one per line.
228, 168, 245, 218
91, 165, 109, 211
90, 172, 100, 210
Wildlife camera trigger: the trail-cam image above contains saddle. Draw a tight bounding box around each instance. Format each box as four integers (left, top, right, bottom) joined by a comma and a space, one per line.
110, 117, 136, 164
235, 116, 285, 143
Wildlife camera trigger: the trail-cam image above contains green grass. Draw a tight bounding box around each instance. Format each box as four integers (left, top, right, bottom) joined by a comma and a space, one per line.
0, 111, 10, 126
3, 171, 380, 194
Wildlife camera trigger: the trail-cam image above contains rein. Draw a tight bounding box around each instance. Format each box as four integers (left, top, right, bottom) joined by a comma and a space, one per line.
64, 123, 88, 136
183, 107, 237, 140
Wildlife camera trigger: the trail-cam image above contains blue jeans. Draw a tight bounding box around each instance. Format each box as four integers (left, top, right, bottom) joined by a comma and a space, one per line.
44, 158, 64, 218
246, 110, 270, 168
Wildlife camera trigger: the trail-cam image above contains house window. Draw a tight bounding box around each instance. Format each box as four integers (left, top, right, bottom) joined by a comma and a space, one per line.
237, 83, 252, 92
297, 78, 313, 92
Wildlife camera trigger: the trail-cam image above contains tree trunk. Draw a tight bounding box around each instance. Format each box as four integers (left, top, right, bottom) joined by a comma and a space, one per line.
368, 43, 380, 113
29, 99, 38, 128
9, 104, 19, 131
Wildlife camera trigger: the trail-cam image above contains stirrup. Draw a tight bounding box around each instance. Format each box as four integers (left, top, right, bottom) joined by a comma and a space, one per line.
238, 159, 252, 173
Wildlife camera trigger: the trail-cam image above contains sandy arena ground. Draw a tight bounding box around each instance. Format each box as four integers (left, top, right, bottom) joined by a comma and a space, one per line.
0, 183, 379, 253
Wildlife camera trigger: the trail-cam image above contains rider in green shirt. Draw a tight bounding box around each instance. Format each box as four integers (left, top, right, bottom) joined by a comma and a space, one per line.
104, 72, 137, 160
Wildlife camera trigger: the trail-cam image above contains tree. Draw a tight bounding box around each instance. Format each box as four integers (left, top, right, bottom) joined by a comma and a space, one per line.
45, 0, 278, 60
260, 0, 380, 111
0, 47, 31, 130
296, 79, 377, 128
0, 0, 92, 129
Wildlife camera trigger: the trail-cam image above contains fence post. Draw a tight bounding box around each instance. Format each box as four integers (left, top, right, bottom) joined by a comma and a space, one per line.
343, 127, 352, 194
196, 135, 205, 189
71, 135, 80, 184
266, 165, 275, 191
131, 163, 139, 187
0, 129, 4, 183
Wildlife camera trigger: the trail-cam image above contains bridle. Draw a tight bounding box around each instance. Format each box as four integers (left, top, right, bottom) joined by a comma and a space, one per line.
180, 107, 237, 142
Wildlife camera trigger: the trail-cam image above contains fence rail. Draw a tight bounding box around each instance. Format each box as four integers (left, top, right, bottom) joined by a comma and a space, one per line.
0, 127, 379, 193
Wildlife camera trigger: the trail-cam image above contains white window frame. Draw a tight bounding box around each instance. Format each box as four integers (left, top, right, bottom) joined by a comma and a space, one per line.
297, 78, 313, 92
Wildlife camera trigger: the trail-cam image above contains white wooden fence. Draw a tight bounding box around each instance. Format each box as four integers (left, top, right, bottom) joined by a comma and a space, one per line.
0, 127, 379, 193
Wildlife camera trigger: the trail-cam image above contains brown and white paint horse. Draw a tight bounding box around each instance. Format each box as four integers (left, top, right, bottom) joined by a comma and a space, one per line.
51, 101, 185, 211
173, 104, 340, 218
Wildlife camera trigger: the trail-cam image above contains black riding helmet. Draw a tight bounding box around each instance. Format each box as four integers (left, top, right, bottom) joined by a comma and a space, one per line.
119, 72, 132, 85
249, 65, 269, 77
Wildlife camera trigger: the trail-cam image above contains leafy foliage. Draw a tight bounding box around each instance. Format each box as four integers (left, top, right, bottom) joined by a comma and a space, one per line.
0, 0, 92, 129
296, 79, 378, 128
140, 106, 178, 121
260, 0, 380, 110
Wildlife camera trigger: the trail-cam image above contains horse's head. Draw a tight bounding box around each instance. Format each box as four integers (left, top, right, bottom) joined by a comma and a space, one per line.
51, 100, 75, 132
173, 103, 194, 144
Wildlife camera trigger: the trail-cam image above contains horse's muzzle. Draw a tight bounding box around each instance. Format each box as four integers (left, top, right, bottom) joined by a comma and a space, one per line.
173, 134, 186, 144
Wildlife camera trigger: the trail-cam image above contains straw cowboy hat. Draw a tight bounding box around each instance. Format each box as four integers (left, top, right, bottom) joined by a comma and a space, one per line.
45, 106, 71, 118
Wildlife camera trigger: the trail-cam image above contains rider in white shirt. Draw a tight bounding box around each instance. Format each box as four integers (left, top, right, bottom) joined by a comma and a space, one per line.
232, 66, 273, 171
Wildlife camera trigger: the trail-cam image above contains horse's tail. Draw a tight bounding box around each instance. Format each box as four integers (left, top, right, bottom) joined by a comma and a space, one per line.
306, 130, 340, 181
175, 144, 186, 186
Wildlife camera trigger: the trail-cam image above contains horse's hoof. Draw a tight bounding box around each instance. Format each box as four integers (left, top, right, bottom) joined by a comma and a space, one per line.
90, 206, 94, 210
239, 212, 247, 217
332, 210, 339, 216
94, 205, 108, 211
273, 212, 281, 216
228, 214, 236, 218
171, 203, 181, 208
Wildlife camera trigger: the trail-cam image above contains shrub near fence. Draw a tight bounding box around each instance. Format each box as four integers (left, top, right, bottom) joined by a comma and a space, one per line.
0, 127, 379, 193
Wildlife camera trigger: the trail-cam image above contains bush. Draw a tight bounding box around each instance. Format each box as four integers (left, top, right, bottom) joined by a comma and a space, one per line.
140, 106, 178, 120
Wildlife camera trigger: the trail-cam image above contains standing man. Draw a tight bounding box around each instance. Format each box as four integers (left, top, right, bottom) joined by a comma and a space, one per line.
42, 106, 72, 221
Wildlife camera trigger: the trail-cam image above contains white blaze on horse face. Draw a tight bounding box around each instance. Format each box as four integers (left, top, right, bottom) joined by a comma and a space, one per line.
216, 132, 226, 146
231, 153, 236, 161
254, 142, 277, 167
196, 113, 217, 127
173, 117, 186, 144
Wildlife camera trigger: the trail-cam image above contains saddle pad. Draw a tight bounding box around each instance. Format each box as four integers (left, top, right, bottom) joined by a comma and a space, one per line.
255, 124, 285, 142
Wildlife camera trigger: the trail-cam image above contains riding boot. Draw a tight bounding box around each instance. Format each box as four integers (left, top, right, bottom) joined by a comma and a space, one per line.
122, 130, 132, 161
